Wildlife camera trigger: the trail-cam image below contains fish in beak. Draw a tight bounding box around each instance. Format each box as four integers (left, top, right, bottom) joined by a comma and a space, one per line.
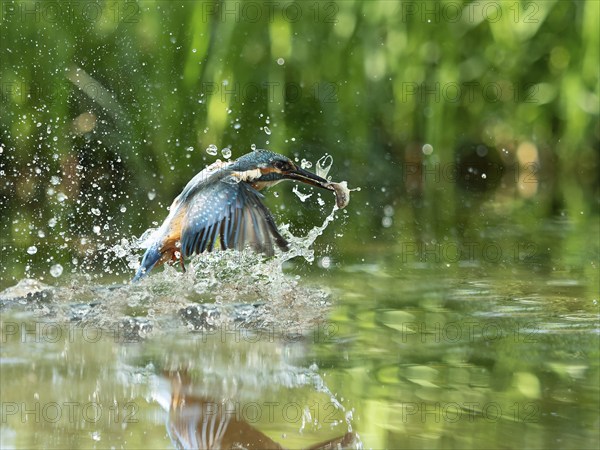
285, 167, 351, 209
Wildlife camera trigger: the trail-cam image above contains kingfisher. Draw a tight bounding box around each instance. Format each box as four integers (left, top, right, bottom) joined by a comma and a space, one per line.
133, 149, 348, 281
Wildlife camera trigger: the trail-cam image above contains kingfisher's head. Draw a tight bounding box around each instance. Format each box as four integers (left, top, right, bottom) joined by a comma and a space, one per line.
229, 149, 335, 191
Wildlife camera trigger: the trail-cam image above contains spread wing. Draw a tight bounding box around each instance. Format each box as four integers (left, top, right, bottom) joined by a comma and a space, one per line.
179, 179, 288, 258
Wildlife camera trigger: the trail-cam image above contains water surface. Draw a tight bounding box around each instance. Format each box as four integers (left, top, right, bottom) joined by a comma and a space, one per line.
1, 217, 598, 449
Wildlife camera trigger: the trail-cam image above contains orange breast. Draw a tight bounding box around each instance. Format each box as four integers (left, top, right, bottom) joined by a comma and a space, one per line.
159, 208, 185, 258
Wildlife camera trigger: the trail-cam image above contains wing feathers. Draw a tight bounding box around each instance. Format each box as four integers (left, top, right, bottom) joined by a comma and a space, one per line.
179, 180, 289, 260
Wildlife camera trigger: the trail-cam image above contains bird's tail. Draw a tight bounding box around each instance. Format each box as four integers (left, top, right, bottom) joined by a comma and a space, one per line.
132, 243, 162, 282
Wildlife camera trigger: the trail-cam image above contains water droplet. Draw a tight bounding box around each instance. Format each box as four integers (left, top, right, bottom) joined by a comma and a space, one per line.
264, 126, 271, 135
27, 246, 37, 255
50, 176, 61, 185
192, 48, 197, 53
50, 264, 63, 277
48, 218, 57, 228
316, 155, 333, 179
300, 159, 312, 169
319, 256, 332, 269
186, 146, 194, 152
221, 147, 232, 159
148, 191, 156, 200
277, 57, 285, 65
206, 144, 218, 156
57, 192, 67, 202
91, 208, 101, 216
251, 144, 257, 151
422, 144, 433, 155
233, 123, 241, 130
120, 206, 127, 212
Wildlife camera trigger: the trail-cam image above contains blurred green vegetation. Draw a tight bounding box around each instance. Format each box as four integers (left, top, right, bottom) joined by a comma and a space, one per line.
0, 0, 598, 284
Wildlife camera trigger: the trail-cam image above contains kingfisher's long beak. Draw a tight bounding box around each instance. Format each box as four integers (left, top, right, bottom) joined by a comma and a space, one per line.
284, 167, 335, 191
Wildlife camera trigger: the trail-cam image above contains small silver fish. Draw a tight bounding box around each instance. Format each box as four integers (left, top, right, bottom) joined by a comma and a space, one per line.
326, 181, 352, 209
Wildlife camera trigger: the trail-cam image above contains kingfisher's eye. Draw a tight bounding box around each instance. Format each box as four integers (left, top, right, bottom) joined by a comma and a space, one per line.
274, 161, 289, 171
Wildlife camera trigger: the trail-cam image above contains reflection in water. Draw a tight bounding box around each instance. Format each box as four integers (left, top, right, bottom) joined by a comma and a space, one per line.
155, 370, 357, 449
143, 333, 361, 449
0, 310, 361, 448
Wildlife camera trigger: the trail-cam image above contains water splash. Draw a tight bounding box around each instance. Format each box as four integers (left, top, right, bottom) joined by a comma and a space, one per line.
3, 196, 342, 337
3, 149, 348, 339
316, 154, 333, 179
292, 185, 313, 202
280, 203, 339, 265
